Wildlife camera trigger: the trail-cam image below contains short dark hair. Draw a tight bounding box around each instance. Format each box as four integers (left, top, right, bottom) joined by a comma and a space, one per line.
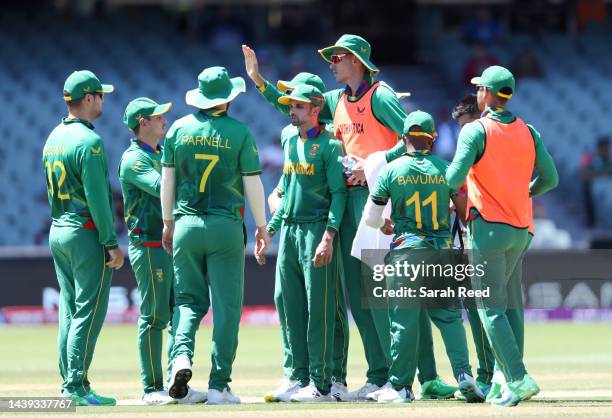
65, 92, 101, 110
132, 123, 141, 135
65, 97, 84, 109
451, 94, 479, 120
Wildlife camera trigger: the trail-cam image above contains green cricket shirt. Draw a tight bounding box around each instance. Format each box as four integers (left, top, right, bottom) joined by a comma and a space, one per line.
42, 118, 118, 249
268, 126, 347, 233
161, 109, 262, 220
371, 150, 456, 240
118, 139, 164, 245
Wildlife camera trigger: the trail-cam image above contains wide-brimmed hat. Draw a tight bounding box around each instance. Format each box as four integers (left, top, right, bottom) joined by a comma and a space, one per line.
186, 66, 246, 109
318, 34, 379, 73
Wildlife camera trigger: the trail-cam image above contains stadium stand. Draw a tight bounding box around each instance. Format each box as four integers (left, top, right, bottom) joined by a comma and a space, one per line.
1, 7, 609, 246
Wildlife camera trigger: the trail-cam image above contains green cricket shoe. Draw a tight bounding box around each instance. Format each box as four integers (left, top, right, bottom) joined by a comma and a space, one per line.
79, 389, 117, 406
420, 377, 457, 400
485, 381, 503, 402
491, 374, 540, 407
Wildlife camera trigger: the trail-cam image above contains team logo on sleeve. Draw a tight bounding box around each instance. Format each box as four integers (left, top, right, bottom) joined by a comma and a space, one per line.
90, 146, 102, 155
309, 143, 320, 157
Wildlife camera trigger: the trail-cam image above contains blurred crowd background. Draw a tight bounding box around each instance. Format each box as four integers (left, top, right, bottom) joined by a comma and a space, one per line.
2, 0, 612, 250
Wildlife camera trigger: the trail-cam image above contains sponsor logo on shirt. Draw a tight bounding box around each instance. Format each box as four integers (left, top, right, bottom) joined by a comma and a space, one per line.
309, 144, 320, 157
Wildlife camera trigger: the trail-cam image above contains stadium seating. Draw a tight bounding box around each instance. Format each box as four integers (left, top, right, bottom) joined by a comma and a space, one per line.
1, 8, 609, 245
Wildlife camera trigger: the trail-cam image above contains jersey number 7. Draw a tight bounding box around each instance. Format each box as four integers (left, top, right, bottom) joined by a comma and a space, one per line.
195, 153, 219, 193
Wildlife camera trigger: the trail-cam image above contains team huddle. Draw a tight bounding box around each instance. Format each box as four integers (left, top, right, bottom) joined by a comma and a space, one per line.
42, 33, 558, 407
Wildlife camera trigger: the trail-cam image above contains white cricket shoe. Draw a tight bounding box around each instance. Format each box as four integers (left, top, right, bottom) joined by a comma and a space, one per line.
365, 382, 392, 401
344, 382, 384, 401
264, 379, 302, 402
290, 385, 335, 402
142, 390, 176, 405
177, 386, 207, 404
377, 387, 415, 404
168, 354, 192, 399
207, 388, 241, 405
457, 372, 485, 403
330, 378, 349, 401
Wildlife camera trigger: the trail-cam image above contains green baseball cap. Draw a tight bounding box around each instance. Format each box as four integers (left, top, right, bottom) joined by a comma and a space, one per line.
63, 70, 114, 101
186, 66, 246, 109
278, 84, 325, 106
123, 97, 173, 130
404, 110, 437, 139
470, 65, 515, 99
277, 72, 326, 93
318, 34, 379, 73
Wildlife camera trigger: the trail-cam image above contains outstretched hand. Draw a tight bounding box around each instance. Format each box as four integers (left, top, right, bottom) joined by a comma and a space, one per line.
242, 45, 265, 87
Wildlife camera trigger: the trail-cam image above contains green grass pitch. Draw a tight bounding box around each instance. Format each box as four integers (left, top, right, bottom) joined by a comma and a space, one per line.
1, 322, 611, 417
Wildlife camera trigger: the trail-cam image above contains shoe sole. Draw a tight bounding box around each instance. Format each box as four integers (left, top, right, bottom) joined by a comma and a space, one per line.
459, 382, 485, 403
290, 398, 335, 402
169, 369, 192, 399
208, 400, 240, 405
143, 399, 178, 406
420, 393, 455, 400
522, 387, 540, 401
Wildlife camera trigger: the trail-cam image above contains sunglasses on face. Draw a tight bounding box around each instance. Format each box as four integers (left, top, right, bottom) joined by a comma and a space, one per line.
330, 53, 349, 64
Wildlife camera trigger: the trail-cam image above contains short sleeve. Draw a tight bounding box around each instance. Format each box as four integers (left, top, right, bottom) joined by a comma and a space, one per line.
162, 124, 177, 167
240, 129, 263, 176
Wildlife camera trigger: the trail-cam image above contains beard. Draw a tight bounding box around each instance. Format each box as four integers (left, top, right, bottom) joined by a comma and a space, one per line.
290, 116, 304, 127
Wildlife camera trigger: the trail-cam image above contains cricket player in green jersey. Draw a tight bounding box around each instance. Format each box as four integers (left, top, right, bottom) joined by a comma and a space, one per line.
266, 84, 346, 402
43, 70, 124, 406
119, 97, 207, 405
244, 43, 454, 401
161, 67, 270, 405
242, 45, 350, 401
319, 35, 455, 400
449, 94, 496, 401
446, 66, 559, 407
364, 111, 482, 403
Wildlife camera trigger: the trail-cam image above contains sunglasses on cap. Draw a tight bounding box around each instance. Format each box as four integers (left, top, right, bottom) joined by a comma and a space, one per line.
330, 53, 350, 64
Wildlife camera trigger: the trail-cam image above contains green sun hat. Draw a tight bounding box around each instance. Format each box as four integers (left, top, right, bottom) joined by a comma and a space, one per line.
63, 70, 114, 101
404, 110, 437, 139
278, 84, 325, 106
277, 72, 326, 93
123, 97, 173, 130
471, 65, 515, 100
318, 34, 379, 73
186, 66, 246, 109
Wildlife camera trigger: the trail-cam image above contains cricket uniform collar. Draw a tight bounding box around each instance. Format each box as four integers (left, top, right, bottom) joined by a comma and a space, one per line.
132, 138, 161, 153
62, 117, 94, 130
344, 73, 374, 99
482, 106, 516, 124
300, 125, 322, 141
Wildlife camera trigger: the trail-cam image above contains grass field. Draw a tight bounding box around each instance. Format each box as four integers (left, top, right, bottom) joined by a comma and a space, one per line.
1, 322, 612, 417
